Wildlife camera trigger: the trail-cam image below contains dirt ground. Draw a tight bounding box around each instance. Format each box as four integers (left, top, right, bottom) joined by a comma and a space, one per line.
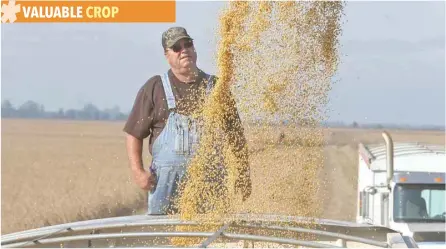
1, 119, 444, 234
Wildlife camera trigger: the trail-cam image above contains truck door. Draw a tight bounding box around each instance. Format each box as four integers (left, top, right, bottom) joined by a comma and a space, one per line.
360, 190, 372, 222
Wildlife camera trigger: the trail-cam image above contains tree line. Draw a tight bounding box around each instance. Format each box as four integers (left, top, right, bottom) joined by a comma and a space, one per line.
1, 100, 128, 121
2, 99, 443, 131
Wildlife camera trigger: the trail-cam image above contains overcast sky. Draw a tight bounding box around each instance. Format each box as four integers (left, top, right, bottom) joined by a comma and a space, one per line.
1, 1, 445, 126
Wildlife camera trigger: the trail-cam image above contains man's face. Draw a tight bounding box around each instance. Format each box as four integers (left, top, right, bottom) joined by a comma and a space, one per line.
165, 38, 197, 72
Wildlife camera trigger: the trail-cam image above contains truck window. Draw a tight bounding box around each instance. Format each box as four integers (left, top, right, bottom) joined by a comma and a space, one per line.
393, 184, 445, 223
421, 188, 445, 218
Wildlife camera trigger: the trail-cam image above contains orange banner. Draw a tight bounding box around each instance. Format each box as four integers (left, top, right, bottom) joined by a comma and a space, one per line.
1, 0, 176, 23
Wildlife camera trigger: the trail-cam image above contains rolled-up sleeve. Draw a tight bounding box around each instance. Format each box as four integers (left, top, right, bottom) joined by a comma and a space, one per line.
123, 81, 154, 140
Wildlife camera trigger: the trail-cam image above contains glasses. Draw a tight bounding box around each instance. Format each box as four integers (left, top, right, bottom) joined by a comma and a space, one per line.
171, 40, 194, 53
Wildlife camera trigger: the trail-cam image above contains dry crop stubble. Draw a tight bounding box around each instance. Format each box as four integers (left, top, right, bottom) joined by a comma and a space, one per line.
1, 119, 150, 234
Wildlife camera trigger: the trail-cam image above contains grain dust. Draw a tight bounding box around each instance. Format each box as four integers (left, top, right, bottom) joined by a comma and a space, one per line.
173, 1, 344, 246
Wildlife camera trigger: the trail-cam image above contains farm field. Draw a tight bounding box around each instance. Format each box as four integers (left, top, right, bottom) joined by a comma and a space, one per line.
1, 118, 444, 235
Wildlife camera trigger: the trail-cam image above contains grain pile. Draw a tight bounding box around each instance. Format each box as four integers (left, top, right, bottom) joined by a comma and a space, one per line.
176, 1, 344, 246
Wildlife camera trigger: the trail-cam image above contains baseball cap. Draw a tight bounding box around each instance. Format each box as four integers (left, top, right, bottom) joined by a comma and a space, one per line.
162, 27, 193, 50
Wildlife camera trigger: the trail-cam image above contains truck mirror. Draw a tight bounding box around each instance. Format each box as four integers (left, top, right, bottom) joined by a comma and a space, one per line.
365, 187, 377, 195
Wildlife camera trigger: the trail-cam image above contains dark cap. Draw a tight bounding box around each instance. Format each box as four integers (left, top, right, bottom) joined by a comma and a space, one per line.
162, 27, 193, 50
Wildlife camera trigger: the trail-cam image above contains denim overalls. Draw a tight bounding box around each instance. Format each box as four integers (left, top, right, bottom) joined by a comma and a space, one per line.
147, 71, 216, 215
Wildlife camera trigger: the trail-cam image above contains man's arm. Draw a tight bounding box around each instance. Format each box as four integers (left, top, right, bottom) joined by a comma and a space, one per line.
126, 134, 144, 172
125, 133, 156, 191
123, 80, 156, 191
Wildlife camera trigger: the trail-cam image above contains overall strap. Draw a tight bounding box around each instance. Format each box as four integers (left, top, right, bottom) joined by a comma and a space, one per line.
161, 72, 176, 110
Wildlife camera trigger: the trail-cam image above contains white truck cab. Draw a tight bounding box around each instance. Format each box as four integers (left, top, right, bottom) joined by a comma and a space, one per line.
356, 131, 445, 248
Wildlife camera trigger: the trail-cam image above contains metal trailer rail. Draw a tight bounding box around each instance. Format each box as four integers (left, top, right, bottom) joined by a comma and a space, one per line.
1, 213, 419, 248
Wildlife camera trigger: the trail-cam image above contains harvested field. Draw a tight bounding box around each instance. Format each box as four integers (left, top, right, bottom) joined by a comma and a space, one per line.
1, 118, 444, 234
1, 119, 148, 234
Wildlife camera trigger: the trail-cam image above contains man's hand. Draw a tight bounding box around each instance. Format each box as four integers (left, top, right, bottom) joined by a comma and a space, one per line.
125, 133, 156, 191
133, 169, 157, 191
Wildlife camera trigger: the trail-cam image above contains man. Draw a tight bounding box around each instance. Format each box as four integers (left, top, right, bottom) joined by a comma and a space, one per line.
123, 27, 251, 215
404, 190, 428, 218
